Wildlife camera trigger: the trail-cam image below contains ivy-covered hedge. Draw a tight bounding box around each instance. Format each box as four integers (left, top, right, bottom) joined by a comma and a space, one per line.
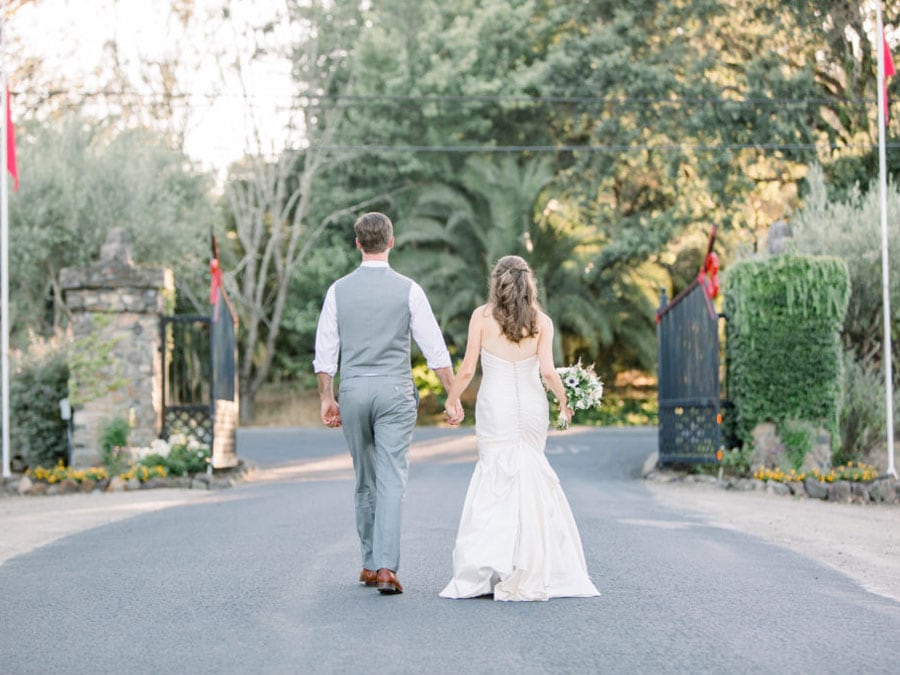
724, 254, 850, 447
10, 346, 70, 468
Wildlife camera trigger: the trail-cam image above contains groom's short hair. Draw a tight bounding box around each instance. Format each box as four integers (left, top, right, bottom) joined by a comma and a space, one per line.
354, 212, 393, 253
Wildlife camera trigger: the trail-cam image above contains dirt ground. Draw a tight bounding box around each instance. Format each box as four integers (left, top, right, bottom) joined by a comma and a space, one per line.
646, 480, 900, 602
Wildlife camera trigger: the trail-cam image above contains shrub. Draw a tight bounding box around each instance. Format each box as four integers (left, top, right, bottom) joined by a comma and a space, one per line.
162, 440, 210, 476
9, 342, 70, 468
100, 417, 131, 473
790, 166, 900, 373
721, 445, 753, 475
838, 350, 890, 465
779, 419, 814, 472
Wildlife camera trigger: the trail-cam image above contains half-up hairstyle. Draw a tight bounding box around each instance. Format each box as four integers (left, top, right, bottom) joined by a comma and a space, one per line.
488, 255, 540, 343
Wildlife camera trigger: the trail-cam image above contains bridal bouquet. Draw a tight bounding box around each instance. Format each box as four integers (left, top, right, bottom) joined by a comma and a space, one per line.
554, 359, 604, 430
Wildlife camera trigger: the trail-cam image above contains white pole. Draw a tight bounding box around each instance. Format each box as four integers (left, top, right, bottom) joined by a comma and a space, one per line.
0, 0, 9, 479
877, 2, 897, 479
0, 0, 9, 480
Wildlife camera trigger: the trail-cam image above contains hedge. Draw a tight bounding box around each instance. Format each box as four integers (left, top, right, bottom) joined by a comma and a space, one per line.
723, 254, 850, 447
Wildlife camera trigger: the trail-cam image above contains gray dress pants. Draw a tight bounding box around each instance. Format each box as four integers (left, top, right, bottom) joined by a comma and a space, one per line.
339, 375, 418, 571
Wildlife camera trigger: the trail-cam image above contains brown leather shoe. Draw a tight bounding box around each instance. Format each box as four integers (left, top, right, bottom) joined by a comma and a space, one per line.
376, 568, 403, 594
359, 568, 377, 587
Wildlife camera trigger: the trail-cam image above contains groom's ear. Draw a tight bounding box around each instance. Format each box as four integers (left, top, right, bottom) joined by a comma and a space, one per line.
387, 236, 395, 250
355, 238, 363, 252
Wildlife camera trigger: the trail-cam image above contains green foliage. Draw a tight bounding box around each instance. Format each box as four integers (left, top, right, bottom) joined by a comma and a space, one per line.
137, 453, 170, 470
412, 361, 444, 402
66, 325, 128, 407
275, 244, 357, 383
778, 419, 814, 472
100, 417, 131, 473
161, 442, 211, 476
565, 393, 658, 428
9, 343, 70, 468
135, 443, 210, 477
838, 350, 890, 465
721, 446, 754, 476
724, 254, 850, 447
790, 166, 900, 374
8, 114, 214, 343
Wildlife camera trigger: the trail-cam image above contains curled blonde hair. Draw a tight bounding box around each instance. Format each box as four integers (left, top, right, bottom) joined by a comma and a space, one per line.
488, 255, 540, 343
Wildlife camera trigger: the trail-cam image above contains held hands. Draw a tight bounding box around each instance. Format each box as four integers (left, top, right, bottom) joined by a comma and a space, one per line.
444, 398, 464, 426
320, 398, 342, 428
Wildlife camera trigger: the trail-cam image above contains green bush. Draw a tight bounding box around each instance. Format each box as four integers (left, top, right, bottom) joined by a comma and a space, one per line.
581, 394, 658, 427
721, 445, 753, 475
724, 254, 849, 448
779, 419, 814, 471
790, 166, 900, 375
838, 350, 890, 465
163, 442, 211, 476
9, 344, 70, 468
100, 417, 131, 473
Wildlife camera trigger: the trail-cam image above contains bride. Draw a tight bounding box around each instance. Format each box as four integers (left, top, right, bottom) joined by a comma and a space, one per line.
440, 255, 600, 601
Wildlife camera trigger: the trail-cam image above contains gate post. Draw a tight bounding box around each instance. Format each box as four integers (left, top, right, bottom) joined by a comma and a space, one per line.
60, 228, 174, 467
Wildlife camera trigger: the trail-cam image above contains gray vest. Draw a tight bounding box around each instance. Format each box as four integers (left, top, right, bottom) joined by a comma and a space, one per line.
334, 266, 413, 379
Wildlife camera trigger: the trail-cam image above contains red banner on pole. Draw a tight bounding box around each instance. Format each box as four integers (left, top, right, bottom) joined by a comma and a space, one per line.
6, 87, 17, 191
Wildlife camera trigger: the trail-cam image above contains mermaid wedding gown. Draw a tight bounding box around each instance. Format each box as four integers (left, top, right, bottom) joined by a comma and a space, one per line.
439, 350, 600, 601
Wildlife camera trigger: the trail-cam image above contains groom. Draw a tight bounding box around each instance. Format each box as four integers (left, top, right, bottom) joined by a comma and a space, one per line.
313, 212, 455, 594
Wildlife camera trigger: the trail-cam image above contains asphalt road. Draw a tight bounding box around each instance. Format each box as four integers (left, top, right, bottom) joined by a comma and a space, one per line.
1, 426, 898, 674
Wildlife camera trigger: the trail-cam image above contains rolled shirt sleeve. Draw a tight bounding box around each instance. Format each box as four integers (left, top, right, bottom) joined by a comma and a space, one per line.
409, 281, 452, 370
312, 284, 339, 376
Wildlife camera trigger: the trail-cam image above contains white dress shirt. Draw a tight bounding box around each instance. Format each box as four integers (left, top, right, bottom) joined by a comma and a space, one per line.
313, 261, 452, 376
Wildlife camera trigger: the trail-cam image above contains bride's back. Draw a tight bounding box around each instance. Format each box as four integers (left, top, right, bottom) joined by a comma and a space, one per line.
478, 304, 540, 362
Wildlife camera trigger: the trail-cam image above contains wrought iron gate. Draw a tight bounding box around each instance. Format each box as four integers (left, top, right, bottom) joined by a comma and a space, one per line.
656, 230, 722, 466
160, 289, 238, 468
160, 315, 214, 446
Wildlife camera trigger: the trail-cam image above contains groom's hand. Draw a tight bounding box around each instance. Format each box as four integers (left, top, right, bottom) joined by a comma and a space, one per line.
445, 400, 464, 426
321, 398, 342, 428
316, 373, 341, 428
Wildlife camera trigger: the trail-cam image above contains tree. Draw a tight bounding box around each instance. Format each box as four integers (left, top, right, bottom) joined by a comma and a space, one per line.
393, 154, 656, 370
790, 165, 900, 373
8, 114, 214, 344
220, 0, 401, 421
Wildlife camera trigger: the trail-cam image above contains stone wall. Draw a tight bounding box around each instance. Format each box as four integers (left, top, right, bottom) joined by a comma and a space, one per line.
60, 228, 173, 467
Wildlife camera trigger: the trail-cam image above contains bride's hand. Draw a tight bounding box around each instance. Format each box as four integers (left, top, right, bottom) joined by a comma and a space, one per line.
444, 399, 464, 425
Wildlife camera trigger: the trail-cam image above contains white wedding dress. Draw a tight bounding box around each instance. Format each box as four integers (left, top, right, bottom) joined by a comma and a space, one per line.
439, 350, 600, 601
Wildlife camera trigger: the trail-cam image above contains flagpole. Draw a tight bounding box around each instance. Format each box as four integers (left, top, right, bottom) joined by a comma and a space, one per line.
0, 0, 9, 480
877, 2, 898, 479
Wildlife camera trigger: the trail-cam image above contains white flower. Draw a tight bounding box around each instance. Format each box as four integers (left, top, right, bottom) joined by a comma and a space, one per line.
554, 359, 604, 429
150, 438, 171, 458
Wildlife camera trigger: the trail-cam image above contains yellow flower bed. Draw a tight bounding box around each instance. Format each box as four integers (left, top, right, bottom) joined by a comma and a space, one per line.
27, 460, 168, 484
27, 461, 109, 484
754, 461, 879, 484
753, 467, 806, 482
119, 464, 167, 482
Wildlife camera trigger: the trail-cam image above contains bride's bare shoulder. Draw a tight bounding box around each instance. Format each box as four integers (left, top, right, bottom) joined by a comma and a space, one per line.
472, 304, 492, 320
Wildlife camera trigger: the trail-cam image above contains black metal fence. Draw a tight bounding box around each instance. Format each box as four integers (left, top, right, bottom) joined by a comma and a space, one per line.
160, 315, 213, 446
656, 255, 722, 466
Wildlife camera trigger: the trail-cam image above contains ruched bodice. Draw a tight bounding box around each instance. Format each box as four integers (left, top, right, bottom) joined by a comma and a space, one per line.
440, 350, 600, 602
476, 351, 548, 456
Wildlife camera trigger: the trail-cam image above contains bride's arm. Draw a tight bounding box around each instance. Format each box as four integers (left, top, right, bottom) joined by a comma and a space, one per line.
444, 307, 484, 424
538, 314, 573, 424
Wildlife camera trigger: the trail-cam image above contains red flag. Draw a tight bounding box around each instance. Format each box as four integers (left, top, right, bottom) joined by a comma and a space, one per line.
885, 35, 896, 120
5, 87, 17, 191
209, 257, 224, 321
